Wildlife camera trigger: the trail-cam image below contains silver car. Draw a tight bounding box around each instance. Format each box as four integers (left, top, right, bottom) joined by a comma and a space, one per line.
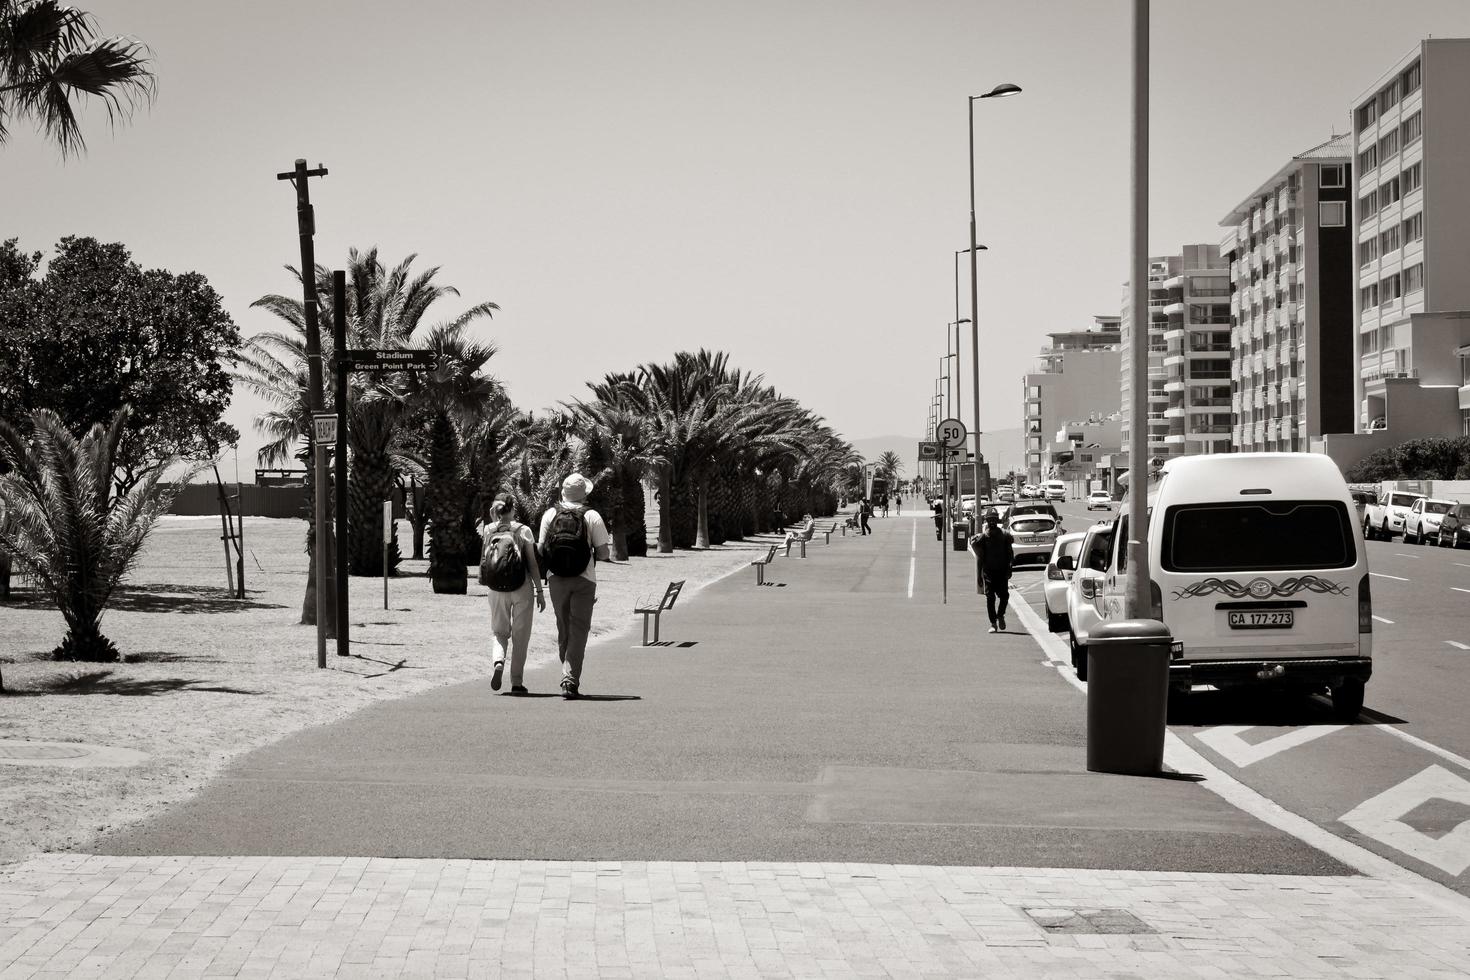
1008, 514, 1059, 567
1065, 522, 1115, 681
1043, 531, 1088, 632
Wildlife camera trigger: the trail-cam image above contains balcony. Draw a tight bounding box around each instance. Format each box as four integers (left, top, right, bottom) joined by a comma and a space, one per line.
1164, 433, 1187, 445
1163, 407, 1185, 419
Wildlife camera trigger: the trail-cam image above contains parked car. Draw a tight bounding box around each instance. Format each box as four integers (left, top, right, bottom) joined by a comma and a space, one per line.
1363, 489, 1425, 540
1403, 497, 1456, 545
1007, 499, 1061, 527
1044, 531, 1087, 632
1086, 490, 1112, 511
1097, 452, 1372, 719
1438, 503, 1470, 548
960, 493, 976, 515
1008, 514, 1059, 567
997, 486, 1015, 502
1066, 522, 1115, 680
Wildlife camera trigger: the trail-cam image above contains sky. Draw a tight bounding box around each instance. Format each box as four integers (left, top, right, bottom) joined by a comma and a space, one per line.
8, 0, 1470, 479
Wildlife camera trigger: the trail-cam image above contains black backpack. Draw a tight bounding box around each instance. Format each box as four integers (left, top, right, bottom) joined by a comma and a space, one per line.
542, 504, 591, 577
480, 525, 527, 592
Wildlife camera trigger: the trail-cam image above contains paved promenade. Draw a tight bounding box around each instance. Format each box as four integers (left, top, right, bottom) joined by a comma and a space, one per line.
3, 513, 1470, 977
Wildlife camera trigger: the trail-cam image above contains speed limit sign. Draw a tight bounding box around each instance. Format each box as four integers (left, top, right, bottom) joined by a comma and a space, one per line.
936, 417, 967, 449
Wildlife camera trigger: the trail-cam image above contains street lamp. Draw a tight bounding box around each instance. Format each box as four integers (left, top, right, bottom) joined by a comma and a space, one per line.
968, 82, 1021, 492
946, 317, 969, 427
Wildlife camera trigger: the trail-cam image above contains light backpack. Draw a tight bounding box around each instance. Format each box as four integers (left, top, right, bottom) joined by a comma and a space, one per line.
542, 504, 592, 577
480, 524, 527, 592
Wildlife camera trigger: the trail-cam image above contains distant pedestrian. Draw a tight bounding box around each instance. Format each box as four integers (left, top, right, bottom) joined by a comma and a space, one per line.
880, 494, 890, 518
970, 508, 1014, 632
932, 497, 944, 541
859, 497, 873, 535
894, 493, 902, 515
478, 492, 544, 695
539, 474, 612, 699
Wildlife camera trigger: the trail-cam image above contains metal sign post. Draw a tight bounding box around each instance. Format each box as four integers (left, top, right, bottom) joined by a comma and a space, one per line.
310, 412, 337, 668
383, 499, 392, 609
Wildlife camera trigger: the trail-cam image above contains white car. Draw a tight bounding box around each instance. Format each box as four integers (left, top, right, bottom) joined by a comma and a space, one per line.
1044, 531, 1088, 632
960, 494, 976, 514
1066, 522, 1115, 680
1086, 490, 1112, 511
1404, 497, 1456, 545
1043, 480, 1067, 501
1008, 514, 1059, 567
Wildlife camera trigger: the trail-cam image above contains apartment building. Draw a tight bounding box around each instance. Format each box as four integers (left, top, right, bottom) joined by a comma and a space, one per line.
1220, 135, 1355, 452
1348, 39, 1470, 448
1119, 246, 1232, 463
1022, 315, 1121, 483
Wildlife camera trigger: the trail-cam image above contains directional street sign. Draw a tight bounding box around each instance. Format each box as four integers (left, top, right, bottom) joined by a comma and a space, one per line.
312, 412, 338, 446
337, 348, 437, 372
918, 441, 941, 461
936, 417, 967, 449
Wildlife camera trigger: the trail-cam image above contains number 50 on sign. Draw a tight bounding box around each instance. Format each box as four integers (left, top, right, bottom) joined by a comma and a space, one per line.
936, 418, 967, 449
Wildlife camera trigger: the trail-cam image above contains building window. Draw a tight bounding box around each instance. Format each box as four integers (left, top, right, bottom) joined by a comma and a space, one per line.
1405, 263, 1424, 294
1403, 60, 1421, 95
1379, 273, 1401, 306
1358, 191, 1377, 219
1360, 284, 1379, 308
1379, 176, 1401, 207
1357, 145, 1378, 173
1379, 79, 1401, 113
1319, 201, 1346, 227
1356, 100, 1378, 130
1362, 328, 1379, 354
1403, 211, 1423, 244
1319, 164, 1345, 188
1359, 239, 1378, 267
1378, 226, 1400, 256
1403, 162, 1422, 194
1377, 130, 1399, 163
1401, 112, 1422, 147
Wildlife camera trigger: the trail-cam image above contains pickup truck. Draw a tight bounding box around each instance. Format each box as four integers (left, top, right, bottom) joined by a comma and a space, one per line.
1363, 489, 1425, 540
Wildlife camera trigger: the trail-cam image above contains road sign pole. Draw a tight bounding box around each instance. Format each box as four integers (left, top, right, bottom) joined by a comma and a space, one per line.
941, 460, 948, 605
333, 271, 349, 658
383, 499, 392, 610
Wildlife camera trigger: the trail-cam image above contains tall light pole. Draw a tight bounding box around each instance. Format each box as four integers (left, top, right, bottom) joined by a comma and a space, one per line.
946, 317, 968, 426
1126, 0, 1151, 618
968, 83, 1021, 495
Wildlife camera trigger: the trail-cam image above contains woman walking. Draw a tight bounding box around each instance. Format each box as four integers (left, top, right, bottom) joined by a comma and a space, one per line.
479, 492, 545, 694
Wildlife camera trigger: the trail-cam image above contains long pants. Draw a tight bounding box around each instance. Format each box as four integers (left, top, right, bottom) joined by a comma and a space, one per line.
488, 580, 535, 686
548, 574, 597, 685
984, 574, 1011, 626
860, 513, 871, 534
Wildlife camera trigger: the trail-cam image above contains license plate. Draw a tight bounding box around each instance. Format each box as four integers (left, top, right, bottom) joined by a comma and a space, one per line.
1228, 610, 1294, 629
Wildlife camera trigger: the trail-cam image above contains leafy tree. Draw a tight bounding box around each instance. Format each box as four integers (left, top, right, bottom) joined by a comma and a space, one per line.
425, 412, 466, 593
874, 450, 904, 486
0, 0, 155, 156
0, 406, 189, 663
0, 237, 241, 495
1344, 436, 1470, 483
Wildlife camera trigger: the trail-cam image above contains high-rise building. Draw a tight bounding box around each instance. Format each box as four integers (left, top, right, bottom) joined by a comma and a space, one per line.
1350, 39, 1470, 441
1119, 246, 1232, 463
1220, 135, 1355, 452
1022, 316, 1121, 483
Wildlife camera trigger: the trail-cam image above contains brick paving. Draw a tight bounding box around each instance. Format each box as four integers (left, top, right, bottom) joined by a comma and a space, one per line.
2, 854, 1468, 978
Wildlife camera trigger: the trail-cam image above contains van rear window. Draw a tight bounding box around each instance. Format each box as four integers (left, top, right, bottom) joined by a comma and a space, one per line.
1161, 501, 1355, 572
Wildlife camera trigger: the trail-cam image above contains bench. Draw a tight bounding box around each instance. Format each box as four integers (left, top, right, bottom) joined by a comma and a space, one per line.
814, 520, 840, 544
784, 521, 816, 558
634, 579, 685, 646
751, 544, 779, 585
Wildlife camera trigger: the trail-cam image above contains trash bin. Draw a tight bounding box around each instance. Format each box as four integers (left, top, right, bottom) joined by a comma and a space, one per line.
952, 522, 970, 552
1085, 619, 1172, 776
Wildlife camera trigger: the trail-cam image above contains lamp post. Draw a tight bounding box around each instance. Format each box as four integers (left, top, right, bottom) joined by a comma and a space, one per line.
946, 317, 969, 426
968, 83, 1021, 493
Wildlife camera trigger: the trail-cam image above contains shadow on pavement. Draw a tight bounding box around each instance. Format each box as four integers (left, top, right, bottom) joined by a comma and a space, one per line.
1168, 688, 1392, 728
15, 670, 260, 697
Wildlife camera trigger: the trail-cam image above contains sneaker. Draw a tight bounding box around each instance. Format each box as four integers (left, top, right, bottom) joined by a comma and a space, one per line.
998, 616, 1007, 632
987, 624, 998, 634
561, 677, 578, 699
510, 685, 528, 695
490, 661, 504, 691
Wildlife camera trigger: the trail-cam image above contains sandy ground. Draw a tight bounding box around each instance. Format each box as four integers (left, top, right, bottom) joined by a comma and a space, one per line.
0, 515, 777, 867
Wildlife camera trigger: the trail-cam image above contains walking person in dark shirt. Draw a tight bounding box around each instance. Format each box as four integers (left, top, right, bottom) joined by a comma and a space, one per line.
970, 508, 1015, 632
932, 498, 944, 541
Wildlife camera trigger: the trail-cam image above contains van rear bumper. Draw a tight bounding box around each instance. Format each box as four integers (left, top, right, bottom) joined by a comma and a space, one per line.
1170, 657, 1372, 690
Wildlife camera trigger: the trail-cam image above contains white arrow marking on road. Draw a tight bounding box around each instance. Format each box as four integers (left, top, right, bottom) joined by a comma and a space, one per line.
1371, 572, 1410, 581
1195, 724, 1345, 768
1446, 641, 1470, 651
1372, 615, 1394, 625
1340, 765, 1470, 876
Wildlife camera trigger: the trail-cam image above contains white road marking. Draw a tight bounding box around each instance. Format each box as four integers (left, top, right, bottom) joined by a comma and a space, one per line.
1373, 725, 1470, 773
907, 521, 916, 599
1195, 725, 1345, 768
1393, 553, 1419, 559
1446, 641, 1470, 651
1340, 765, 1470, 877
1372, 615, 1395, 625
1371, 572, 1410, 581
1455, 563, 1470, 570
1452, 588, 1470, 594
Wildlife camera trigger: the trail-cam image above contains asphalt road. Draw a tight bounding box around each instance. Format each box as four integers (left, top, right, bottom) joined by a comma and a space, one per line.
1020, 495, 1470, 898
99, 511, 1345, 877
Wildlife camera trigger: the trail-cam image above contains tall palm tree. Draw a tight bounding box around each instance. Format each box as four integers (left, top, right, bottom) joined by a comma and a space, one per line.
568, 399, 661, 560
874, 450, 904, 487
0, 406, 188, 663
0, 0, 154, 156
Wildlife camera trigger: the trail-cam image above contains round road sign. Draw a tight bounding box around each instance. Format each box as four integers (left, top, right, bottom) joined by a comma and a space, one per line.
936, 418, 967, 449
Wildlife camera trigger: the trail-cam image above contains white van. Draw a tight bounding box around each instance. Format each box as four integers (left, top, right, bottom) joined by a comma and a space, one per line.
1096, 453, 1372, 719
1044, 479, 1067, 501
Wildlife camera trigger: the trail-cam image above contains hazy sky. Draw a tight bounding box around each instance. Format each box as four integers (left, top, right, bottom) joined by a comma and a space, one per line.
8, 0, 1469, 475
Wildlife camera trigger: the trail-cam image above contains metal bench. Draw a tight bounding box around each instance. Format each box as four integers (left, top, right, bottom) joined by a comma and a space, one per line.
634, 579, 685, 646
813, 520, 840, 544
751, 544, 779, 585
784, 521, 816, 558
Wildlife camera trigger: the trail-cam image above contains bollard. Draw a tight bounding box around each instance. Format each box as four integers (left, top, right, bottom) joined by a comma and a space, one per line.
1085, 619, 1172, 775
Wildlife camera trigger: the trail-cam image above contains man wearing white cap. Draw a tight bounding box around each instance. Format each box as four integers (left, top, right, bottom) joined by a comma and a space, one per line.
538, 473, 612, 698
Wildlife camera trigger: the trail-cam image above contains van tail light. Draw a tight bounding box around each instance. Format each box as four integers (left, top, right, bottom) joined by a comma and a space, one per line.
1080, 579, 1097, 600
1047, 564, 1065, 581
1359, 574, 1372, 633
1149, 579, 1164, 619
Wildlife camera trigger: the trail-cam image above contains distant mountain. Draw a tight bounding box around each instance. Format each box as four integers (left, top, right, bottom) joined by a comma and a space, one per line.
850, 430, 1025, 477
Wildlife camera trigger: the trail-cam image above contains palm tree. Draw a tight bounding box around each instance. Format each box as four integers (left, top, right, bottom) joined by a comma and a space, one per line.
875, 450, 904, 488
0, 406, 188, 663
1, 0, 155, 156
566, 399, 659, 561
